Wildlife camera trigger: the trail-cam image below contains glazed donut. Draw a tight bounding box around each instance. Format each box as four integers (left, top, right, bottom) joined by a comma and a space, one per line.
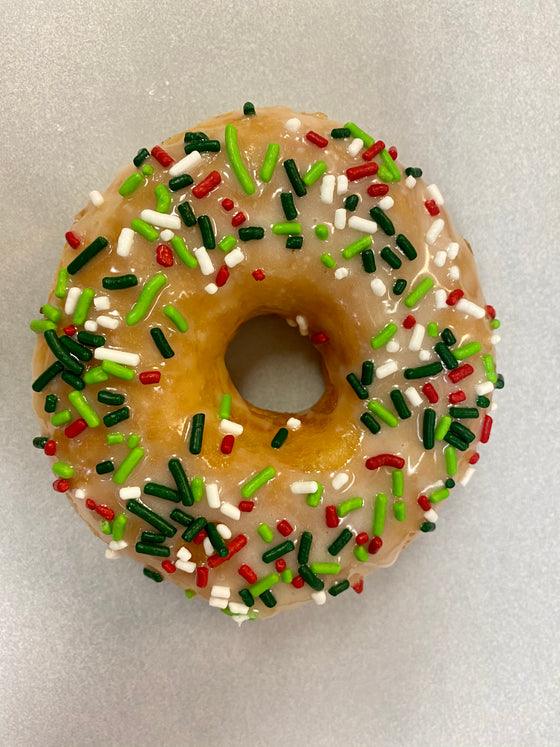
31, 104, 502, 621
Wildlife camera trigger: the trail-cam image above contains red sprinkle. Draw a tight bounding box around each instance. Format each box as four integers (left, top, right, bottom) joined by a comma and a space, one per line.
486, 304, 496, 319
448, 364, 474, 384
193, 530, 206, 545
275, 559, 287, 573
367, 183, 389, 197
216, 265, 230, 287
65, 231, 81, 249
63, 324, 77, 336
192, 170, 222, 199
220, 434, 235, 454
150, 145, 174, 167
196, 566, 209, 587
326, 505, 339, 528
85, 498, 96, 510
449, 390, 466, 404
139, 371, 161, 385
252, 268, 265, 281
162, 560, 176, 574
446, 289, 464, 306
388, 146, 398, 160
208, 534, 248, 568
231, 211, 246, 227
352, 578, 364, 594
221, 198, 234, 211
402, 314, 416, 329
53, 478, 70, 493
368, 536, 383, 555
366, 453, 405, 470
311, 331, 329, 345
305, 130, 328, 148
238, 500, 254, 513
156, 244, 174, 267
291, 575, 305, 589
95, 505, 114, 521
362, 140, 385, 161
356, 532, 369, 546
425, 199, 440, 216
238, 564, 258, 585
469, 453, 480, 465
346, 163, 379, 181
417, 495, 431, 511
44, 439, 57, 456
277, 519, 293, 537
421, 383, 439, 404
480, 414, 493, 443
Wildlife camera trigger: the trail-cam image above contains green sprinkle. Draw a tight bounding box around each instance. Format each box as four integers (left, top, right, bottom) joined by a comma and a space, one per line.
421, 521, 436, 533
343, 122, 374, 148
262, 540, 295, 563
257, 523, 274, 543
435, 341, 459, 370
127, 435, 139, 448
271, 427, 288, 449
495, 373, 504, 387
168, 458, 194, 507
359, 249, 375, 274
189, 413, 205, 455
101, 360, 135, 381
361, 360, 374, 386
239, 226, 264, 241
154, 184, 171, 213
429, 488, 450, 504
380, 246, 402, 269
328, 528, 353, 556
113, 447, 145, 485
392, 469, 404, 497
297, 531, 313, 564
310, 562, 341, 575
50, 409, 72, 426
491, 318, 501, 329
141, 531, 166, 544
449, 407, 479, 419
119, 172, 143, 196
354, 545, 369, 562
150, 327, 174, 359
83, 367, 109, 385
238, 588, 254, 607
126, 273, 167, 326
405, 166, 422, 177
321, 253, 336, 268
445, 445, 457, 476
136, 542, 170, 558
206, 522, 228, 557
477, 395, 491, 408
259, 142, 280, 183
373, 492, 388, 536
218, 393, 232, 420
344, 194, 359, 211
483, 354, 497, 382
272, 222, 301, 235
182, 516, 207, 543
41, 303, 62, 323
184, 130, 207, 142
144, 482, 179, 503
360, 411, 381, 434
445, 478, 456, 489
434, 414, 452, 440
130, 218, 159, 242
127, 498, 176, 538
404, 276, 435, 308
280, 192, 297, 220
60, 372, 85, 390
163, 305, 188, 332
441, 328, 456, 346
314, 224, 329, 240
225, 124, 255, 195
259, 590, 277, 608
100, 520, 112, 535
191, 477, 204, 502
283, 159, 307, 197
52, 461, 73, 478
249, 573, 280, 598
177, 201, 197, 228
77, 331, 105, 347
32, 361, 64, 392
423, 408, 436, 449
390, 389, 411, 419
371, 322, 398, 349
298, 564, 324, 591
168, 174, 194, 191
395, 234, 417, 260
306, 482, 323, 508
367, 400, 398, 428
55, 268, 69, 299
392, 278, 407, 295
170, 236, 197, 268
96, 460, 114, 475
106, 433, 124, 445
443, 431, 469, 451
369, 206, 395, 236
142, 164, 154, 176
377, 165, 393, 182
331, 127, 351, 138
243, 101, 256, 116
103, 407, 129, 428
184, 588, 196, 597
59, 334, 93, 362
346, 372, 369, 400
169, 508, 194, 527
427, 322, 439, 338
68, 390, 100, 427
143, 567, 164, 582
112, 513, 128, 541
453, 341, 482, 360
197, 215, 215, 249
67, 236, 108, 275
30, 319, 57, 333
102, 274, 138, 290
393, 500, 406, 521
337, 497, 364, 518
240, 466, 276, 498
97, 390, 125, 406
302, 160, 327, 186
342, 235, 372, 260
380, 148, 401, 181
404, 362, 443, 379
72, 288, 95, 326
329, 580, 350, 596
184, 139, 220, 155
286, 236, 303, 249
218, 235, 236, 253
281, 569, 293, 584
133, 147, 149, 166
44, 394, 58, 413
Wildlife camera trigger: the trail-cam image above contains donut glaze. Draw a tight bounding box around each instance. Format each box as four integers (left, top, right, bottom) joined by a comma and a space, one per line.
31, 105, 501, 620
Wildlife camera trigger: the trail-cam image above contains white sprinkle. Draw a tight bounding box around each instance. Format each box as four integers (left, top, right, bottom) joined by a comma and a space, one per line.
291, 481, 318, 494
311, 590, 327, 605
347, 215, 377, 234
203, 537, 213, 556
336, 174, 348, 195
94, 348, 140, 367
224, 247, 244, 268
84, 320, 98, 332
434, 250, 447, 267
424, 508, 438, 523
109, 539, 128, 551
347, 137, 363, 156
386, 340, 399, 353
449, 265, 460, 280
376, 360, 398, 379
89, 190, 104, 207
286, 318, 297, 327
370, 278, 386, 296
206, 482, 220, 509
296, 315, 308, 336
434, 288, 448, 309
447, 242, 459, 260
74, 489, 86, 500
475, 381, 494, 396
219, 419, 244, 436
105, 548, 121, 560
426, 218, 445, 245
405, 175, 417, 189
331, 472, 349, 490
211, 585, 231, 599
334, 267, 349, 280
460, 467, 475, 487
285, 117, 301, 132
490, 401, 498, 412
220, 502, 241, 521
119, 486, 141, 500
334, 208, 347, 230
116, 227, 134, 257
419, 349, 431, 361
427, 183, 444, 205
93, 296, 110, 311
209, 596, 229, 609
228, 602, 249, 615
320, 174, 335, 204
455, 298, 485, 318
404, 386, 422, 407
168, 150, 202, 178
286, 417, 301, 431
378, 196, 394, 211
140, 209, 181, 231
176, 559, 196, 573
96, 315, 119, 330
206, 285, 218, 299
159, 229, 174, 242
195, 246, 214, 275
64, 287, 81, 315
217, 524, 232, 540
177, 546, 192, 561
409, 323, 425, 351
491, 334, 501, 344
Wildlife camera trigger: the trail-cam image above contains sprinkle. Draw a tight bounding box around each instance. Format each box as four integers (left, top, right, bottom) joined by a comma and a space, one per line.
314, 224, 329, 240
347, 215, 378, 234
426, 218, 445, 245
303, 160, 327, 186
334, 208, 347, 230
224, 124, 255, 195
163, 305, 188, 332
378, 196, 395, 211
404, 276, 434, 308
115, 227, 134, 258
371, 322, 398, 349
197, 215, 216, 249
94, 348, 140, 367
177, 202, 197, 229
219, 419, 244, 437
460, 467, 476, 487
283, 159, 307, 197
444, 445, 458, 476
455, 299, 485, 319
320, 174, 335, 204
342, 235, 372, 260
404, 362, 443, 379
331, 127, 351, 138
241, 466, 276, 498
372, 493, 388, 536
347, 138, 364, 156
126, 273, 167, 326
423, 408, 436, 449
337, 175, 349, 194
168, 150, 202, 178
194, 247, 215, 276
434, 414, 452, 441
480, 414, 493, 443
205, 482, 220, 510
367, 401, 398, 428
306, 482, 324, 508
271, 428, 288, 449
150, 145, 174, 167
272, 221, 302, 236
395, 234, 417, 260
370, 278, 386, 296
475, 381, 494, 396
103, 407, 130, 428
434, 342, 459, 370
249, 573, 280, 598
354, 546, 369, 562
449, 406, 479, 419
337, 497, 363, 517
331, 473, 350, 491
72, 288, 95, 325
365, 453, 405, 471
67, 390, 100, 427
189, 413, 205, 454
369, 207, 394, 236
345, 194, 359, 211
150, 328, 174, 359
344, 123, 374, 148
375, 361, 398, 379
262, 540, 295, 564
291, 480, 318, 494
346, 373, 369, 399
192, 170, 221, 199
285, 117, 301, 132
257, 141, 281, 183
286, 417, 301, 431
329, 580, 350, 596
130, 218, 160, 242
310, 563, 340, 575
482, 354, 497, 383
101, 360, 135, 380
298, 564, 324, 591
169, 174, 194, 192
429, 488, 449, 504
89, 190, 104, 207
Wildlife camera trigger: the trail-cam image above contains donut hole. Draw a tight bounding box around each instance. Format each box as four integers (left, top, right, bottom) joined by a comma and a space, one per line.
225, 315, 326, 413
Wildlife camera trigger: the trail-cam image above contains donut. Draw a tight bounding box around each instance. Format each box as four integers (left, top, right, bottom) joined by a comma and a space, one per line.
31, 104, 502, 621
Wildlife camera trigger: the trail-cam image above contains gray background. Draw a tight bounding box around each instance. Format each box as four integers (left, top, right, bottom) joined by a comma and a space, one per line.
1, 2, 559, 746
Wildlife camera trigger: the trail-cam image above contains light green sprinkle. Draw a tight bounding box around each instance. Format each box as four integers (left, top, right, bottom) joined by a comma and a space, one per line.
113, 447, 144, 485
434, 414, 452, 440
373, 492, 388, 536
302, 160, 327, 186
218, 235, 236, 253
343, 122, 374, 148
127, 433, 140, 449
55, 268, 69, 299
354, 545, 369, 562
73, 288, 95, 325
249, 573, 280, 598
112, 513, 128, 542
380, 149, 401, 181
306, 482, 324, 508
101, 360, 135, 381
404, 276, 434, 308
100, 520, 112, 535
30, 320, 57, 333
371, 322, 398, 349
184, 589, 196, 599
453, 341, 482, 360
142, 164, 154, 176
281, 568, 293, 583
68, 390, 100, 427
491, 319, 501, 329
392, 469, 404, 497
130, 218, 159, 242
310, 563, 341, 575
52, 461, 73, 478
225, 124, 255, 195
119, 172, 143, 197
342, 235, 372, 260
337, 497, 364, 517
83, 367, 109, 385
106, 433, 124, 445
259, 142, 280, 183
427, 322, 439, 337
170, 236, 197, 268
126, 273, 167, 326
314, 224, 329, 240
191, 477, 204, 502
219, 393, 232, 420
321, 253, 336, 268
41, 304, 62, 323
240, 466, 276, 498
272, 222, 302, 235
393, 500, 406, 521
154, 184, 171, 213
257, 523, 274, 543
429, 487, 450, 503
377, 166, 394, 183
164, 305, 188, 332
445, 445, 457, 476
51, 409, 72, 427
483, 354, 497, 382
367, 400, 399, 428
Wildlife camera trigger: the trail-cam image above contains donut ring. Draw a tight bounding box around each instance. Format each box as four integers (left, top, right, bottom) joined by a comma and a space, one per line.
31, 104, 502, 621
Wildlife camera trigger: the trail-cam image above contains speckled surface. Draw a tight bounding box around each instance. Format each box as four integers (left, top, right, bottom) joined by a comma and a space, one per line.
1, 1, 559, 746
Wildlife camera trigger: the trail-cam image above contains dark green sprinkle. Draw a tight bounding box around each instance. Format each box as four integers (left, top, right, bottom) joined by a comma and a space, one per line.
280, 192, 297, 220
189, 413, 205, 455
476, 395, 491, 408
150, 328, 175, 359
440, 328, 456, 346
169, 508, 194, 527
380, 246, 402, 269
390, 389, 411, 419
405, 167, 422, 177
184, 131, 209, 143
32, 361, 64, 392
423, 408, 436, 449
283, 159, 307, 197
361, 360, 374, 386
178, 201, 197, 227
168, 458, 194, 507
271, 428, 289, 449
449, 421, 476, 443
67, 236, 109, 275
420, 521, 436, 533
331, 127, 351, 138
262, 540, 295, 563
392, 278, 407, 295
198, 215, 215, 249
346, 373, 369, 400
361, 248, 376, 273
360, 411, 381, 434
239, 588, 254, 607
344, 194, 359, 211
286, 236, 303, 249
33, 436, 49, 449
434, 342, 459, 370
184, 139, 221, 155
404, 362, 443, 379
96, 460, 114, 475
169, 174, 194, 191
496, 373, 505, 389
142, 566, 163, 582
259, 590, 277, 608
298, 564, 324, 591
243, 101, 256, 116
44, 330, 84, 376
44, 394, 58, 413
133, 148, 149, 167
445, 478, 456, 489
443, 431, 469, 451
328, 579, 350, 596
127, 499, 177, 537
144, 482, 180, 503
102, 274, 138, 290
206, 522, 229, 558
59, 335, 93, 361
77, 331, 105, 348
369, 206, 395, 236
141, 531, 166, 544
136, 542, 170, 557
239, 226, 265, 241
395, 234, 417, 260
328, 528, 353, 556
449, 407, 479, 419
297, 531, 313, 565
103, 407, 130, 428
61, 371, 85, 390
97, 390, 125, 406
182, 516, 207, 542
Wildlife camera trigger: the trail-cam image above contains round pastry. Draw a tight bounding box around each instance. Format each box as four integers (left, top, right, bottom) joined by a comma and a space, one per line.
31, 104, 502, 621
